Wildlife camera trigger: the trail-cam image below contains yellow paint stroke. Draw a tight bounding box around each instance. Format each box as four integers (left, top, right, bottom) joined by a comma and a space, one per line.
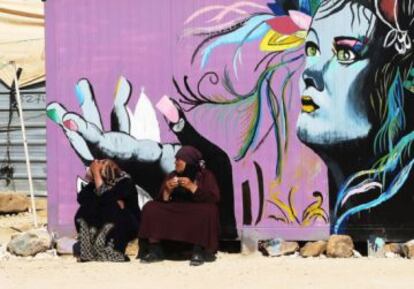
268, 180, 329, 226
115, 77, 123, 99
302, 193, 329, 227
260, 30, 306, 52
303, 209, 327, 227
269, 183, 298, 223
288, 187, 299, 223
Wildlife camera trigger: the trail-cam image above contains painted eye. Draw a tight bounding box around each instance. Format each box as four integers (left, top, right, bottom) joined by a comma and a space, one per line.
336, 48, 356, 63
305, 42, 320, 57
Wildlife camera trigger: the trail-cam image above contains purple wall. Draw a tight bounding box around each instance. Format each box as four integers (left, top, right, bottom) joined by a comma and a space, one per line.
46, 0, 329, 239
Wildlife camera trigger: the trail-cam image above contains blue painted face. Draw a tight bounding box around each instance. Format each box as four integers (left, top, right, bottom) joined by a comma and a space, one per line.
297, 0, 377, 145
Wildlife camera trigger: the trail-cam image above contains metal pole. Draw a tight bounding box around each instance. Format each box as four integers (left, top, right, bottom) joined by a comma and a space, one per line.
11, 61, 38, 227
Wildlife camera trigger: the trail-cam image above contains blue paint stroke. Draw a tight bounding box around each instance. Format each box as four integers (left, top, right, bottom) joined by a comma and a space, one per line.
200, 14, 273, 69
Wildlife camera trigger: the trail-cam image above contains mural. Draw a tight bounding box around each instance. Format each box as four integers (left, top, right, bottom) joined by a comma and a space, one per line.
179, 0, 330, 231
47, 79, 238, 238
47, 0, 414, 242
179, 0, 414, 239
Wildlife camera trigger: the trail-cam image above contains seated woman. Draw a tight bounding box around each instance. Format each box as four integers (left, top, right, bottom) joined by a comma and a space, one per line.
138, 146, 220, 266
74, 159, 140, 262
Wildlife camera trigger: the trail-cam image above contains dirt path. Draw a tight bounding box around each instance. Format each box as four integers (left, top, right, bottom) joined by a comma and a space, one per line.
0, 254, 413, 289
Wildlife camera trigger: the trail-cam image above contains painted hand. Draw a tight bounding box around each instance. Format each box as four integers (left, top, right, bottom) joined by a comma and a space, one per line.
47, 77, 181, 175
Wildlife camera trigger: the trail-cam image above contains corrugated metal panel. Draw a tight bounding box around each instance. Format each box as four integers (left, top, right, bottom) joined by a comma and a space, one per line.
0, 83, 46, 196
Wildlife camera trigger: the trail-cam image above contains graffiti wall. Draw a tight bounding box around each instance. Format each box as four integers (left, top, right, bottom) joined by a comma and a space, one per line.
47, 0, 414, 242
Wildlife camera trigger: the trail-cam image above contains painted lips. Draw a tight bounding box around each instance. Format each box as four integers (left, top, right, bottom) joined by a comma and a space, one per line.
301, 96, 319, 113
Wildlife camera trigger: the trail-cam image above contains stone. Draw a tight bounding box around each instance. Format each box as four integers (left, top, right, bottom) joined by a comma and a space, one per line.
56, 237, 76, 255
326, 235, 354, 258
125, 239, 138, 257
288, 251, 300, 258
279, 241, 299, 256
353, 250, 362, 258
0, 244, 11, 261
258, 238, 299, 257
35, 249, 59, 259
7, 227, 52, 257
300, 241, 327, 257
368, 237, 386, 257
402, 240, 414, 259
385, 252, 401, 258
384, 243, 403, 257
0, 193, 29, 214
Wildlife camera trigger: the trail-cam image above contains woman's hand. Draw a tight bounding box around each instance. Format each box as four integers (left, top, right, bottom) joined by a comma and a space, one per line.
90, 160, 104, 175
117, 200, 125, 209
89, 160, 105, 189
162, 176, 179, 201
178, 177, 198, 193
165, 176, 179, 192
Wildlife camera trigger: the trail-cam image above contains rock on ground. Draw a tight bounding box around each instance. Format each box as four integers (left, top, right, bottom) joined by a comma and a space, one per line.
326, 235, 354, 258
0, 243, 11, 261
0, 193, 29, 214
279, 241, 299, 256
403, 240, 414, 259
35, 249, 59, 260
259, 239, 299, 257
352, 250, 362, 258
125, 239, 139, 257
384, 243, 403, 257
7, 227, 52, 257
300, 241, 327, 258
56, 237, 76, 255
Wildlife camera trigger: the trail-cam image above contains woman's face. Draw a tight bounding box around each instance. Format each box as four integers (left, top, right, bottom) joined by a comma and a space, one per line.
175, 158, 186, 173
297, 1, 377, 146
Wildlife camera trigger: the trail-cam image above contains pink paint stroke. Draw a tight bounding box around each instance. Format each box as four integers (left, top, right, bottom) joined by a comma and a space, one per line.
266, 16, 301, 35
341, 181, 383, 207
185, 2, 267, 24
288, 10, 312, 30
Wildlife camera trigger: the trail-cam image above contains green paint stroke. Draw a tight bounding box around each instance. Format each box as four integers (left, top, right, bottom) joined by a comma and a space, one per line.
46, 108, 60, 123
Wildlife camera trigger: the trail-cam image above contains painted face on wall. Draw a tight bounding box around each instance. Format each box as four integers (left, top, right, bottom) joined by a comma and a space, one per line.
297, 1, 377, 146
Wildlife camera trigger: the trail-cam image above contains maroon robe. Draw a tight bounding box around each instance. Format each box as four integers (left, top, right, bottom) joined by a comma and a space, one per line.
138, 168, 220, 252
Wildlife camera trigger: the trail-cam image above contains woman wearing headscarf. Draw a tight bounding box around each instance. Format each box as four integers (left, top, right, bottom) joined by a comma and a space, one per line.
138, 146, 220, 266
74, 159, 140, 262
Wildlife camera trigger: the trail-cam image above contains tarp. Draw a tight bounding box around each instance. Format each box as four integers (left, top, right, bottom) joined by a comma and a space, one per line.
0, 0, 44, 88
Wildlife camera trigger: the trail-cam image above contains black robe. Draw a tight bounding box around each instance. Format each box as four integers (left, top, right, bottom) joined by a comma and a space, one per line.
75, 176, 140, 253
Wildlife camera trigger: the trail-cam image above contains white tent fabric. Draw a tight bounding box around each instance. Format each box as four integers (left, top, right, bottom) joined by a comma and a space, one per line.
0, 0, 44, 88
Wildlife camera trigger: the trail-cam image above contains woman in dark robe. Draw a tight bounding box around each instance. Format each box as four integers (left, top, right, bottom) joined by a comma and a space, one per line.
74, 159, 140, 262
138, 146, 220, 266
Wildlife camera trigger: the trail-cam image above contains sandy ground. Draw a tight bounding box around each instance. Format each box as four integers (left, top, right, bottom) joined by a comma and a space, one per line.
1, 199, 414, 289
1, 255, 414, 289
